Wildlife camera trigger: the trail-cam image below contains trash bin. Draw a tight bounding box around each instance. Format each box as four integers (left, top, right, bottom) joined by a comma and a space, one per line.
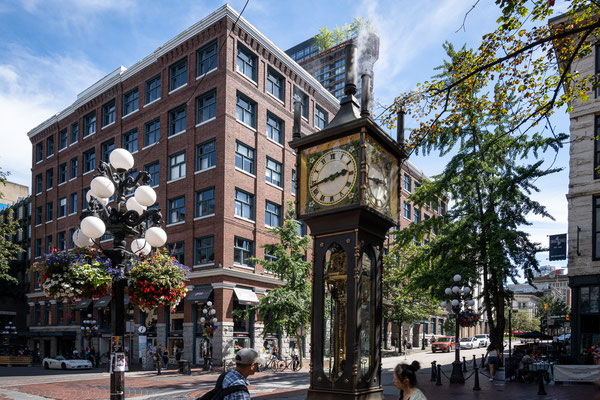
178, 359, 191, 375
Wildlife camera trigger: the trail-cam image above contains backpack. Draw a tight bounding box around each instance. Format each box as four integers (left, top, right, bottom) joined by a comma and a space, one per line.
197, 371, 249, 400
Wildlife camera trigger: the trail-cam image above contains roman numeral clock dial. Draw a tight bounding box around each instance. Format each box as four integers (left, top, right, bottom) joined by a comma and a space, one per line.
309, 149, 357, 206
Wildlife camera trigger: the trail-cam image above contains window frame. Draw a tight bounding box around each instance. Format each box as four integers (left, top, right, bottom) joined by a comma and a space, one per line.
266, 112, 283, 144
102, 99, 116, 127
58, 163, 67, 185
196, 89, 217, 125
236, 93, 256, 129
196, 139, 216, 172
58, 197, 67, 219
167, 195, 185, 225
83, 148, 95, 174
195, 235, 215, 265
236, 43, 257, 82
70, 157, 78, 180
46, 168, 53, 190
145, 74, 161, 104
195, 187, 215, 218
144, 118, 160, 147
266, 67, 284, 101
144, 160, 160, 187
234, 188, 255, 221
58, 129, 68, 150
69, 192, 77, 215
234, 236, 254, 267
235, 141, 255, 175
71, 123, 78, 144
101, 139, 115, 163
168, 151, 186, 181
197, 40, 218, 77
169, 57, 188, 91
46, 136, 54, 158
265, 201, 282, 227
122, 129, 138, 153
83, 111, 96, 137
293, 86, 309, 119
315, 105, 328, 129
265, 157, 282, 187
123, 88, 139, 116
169, 104, 187, 137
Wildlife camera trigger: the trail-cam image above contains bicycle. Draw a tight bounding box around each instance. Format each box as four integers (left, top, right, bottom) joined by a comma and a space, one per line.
224, 359, 236, 372
262, 356, 279, 372
276, 357, 301, 372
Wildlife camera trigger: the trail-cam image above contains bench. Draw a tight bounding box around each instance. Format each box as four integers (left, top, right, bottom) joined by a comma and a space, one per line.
0, 355, 30, 366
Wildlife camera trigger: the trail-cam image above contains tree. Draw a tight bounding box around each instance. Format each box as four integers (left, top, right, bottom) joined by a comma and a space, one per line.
536, 293, 570, 334
313, 17, 375, 51
0, 168, 22, 284
383, 243, 441, 351
383, 1, 598, 150
505, 309, 541, 333
244, 201, 312, 364
389, 43, 568, 350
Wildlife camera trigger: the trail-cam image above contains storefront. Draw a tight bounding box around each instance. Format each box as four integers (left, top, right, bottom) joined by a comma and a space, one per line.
232, 287, 259, 351
569, 276, 600, 362
187, 285, 214, 365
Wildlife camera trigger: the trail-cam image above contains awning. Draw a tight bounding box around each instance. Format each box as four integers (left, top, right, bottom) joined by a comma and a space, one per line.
186, 286, 213, 303
94, 296, 111, 308
233, 287, 259, 306
72, 299, 93, 310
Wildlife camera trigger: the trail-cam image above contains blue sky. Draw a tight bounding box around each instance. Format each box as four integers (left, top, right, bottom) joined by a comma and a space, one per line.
0, 0, 570, 270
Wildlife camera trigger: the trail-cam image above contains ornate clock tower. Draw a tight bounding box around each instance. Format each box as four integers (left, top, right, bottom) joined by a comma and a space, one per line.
290, 41, 407, 400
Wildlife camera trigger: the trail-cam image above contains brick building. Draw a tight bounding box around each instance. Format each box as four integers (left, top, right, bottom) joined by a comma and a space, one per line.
25, 4, 338, 365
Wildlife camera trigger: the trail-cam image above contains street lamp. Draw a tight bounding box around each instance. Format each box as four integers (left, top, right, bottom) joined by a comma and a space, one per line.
421, 321, 427, 350
199, 301, 218, 370
81, 313, 98, 359
441, 274, 474, 384
507, 305, 518, 381
1, 321, 17, 345
76, 148, 166, 400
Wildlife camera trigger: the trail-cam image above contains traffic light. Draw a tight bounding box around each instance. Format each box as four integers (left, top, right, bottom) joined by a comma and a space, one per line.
544, 303, 548, 310
566, 314, 569, 321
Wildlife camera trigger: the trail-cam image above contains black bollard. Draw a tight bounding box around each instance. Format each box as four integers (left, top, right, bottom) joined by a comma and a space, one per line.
463, 356, 467, 372
537, 369, 547, 395
436, 364, 442, 386
473, 367, 481, 391
472, 354, 477, 369
431, 361, 437, 382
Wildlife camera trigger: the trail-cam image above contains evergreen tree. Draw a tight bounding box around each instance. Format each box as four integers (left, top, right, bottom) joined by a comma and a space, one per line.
0, 168, 22, 284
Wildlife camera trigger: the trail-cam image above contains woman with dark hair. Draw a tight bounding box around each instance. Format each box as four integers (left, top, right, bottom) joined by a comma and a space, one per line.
485, 343, 501, 381
393, 361, 428, 400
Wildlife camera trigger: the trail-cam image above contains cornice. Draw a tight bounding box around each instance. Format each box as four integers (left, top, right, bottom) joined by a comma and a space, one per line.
188, 267, 284, 286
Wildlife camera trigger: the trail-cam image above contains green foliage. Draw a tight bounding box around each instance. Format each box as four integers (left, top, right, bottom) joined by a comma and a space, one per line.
0, 209, 23, 285
443, 317, 456, 335
536, 293, 570, 317
505, 309, 541, 332
246, 200, 312, 337
388, 44, 568, 349
313, 17, 375, 50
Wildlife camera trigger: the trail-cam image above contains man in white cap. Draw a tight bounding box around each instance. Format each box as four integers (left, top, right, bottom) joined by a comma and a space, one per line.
222, 348, 263, 400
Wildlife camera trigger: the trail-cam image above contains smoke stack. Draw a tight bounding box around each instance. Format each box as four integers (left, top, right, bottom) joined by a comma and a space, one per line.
360, 73, 372, 117
344, 42, 358, 97
292, 95, 302, 139
397, 108, 405, 146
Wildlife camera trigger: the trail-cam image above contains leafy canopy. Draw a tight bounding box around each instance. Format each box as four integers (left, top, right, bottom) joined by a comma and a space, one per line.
313, 17, 375, 51
0, 168, 23, 284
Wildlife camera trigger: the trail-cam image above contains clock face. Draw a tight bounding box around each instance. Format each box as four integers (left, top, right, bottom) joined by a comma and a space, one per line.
365, 136, 398, 219
309, 149, 358, 206
366, 163, 390, 210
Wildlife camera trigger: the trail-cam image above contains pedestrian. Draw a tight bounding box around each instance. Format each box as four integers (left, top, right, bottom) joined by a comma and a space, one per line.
89, 346, 97, 367
518, 349, 534, 382
485, 343, 501, 381
291, 343, 300, 370
72, 348, 79, 359
223, 348, 263, 399
393, 361, 427, 400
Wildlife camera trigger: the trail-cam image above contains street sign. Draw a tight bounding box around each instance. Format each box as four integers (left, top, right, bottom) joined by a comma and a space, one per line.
549, 234, 567, 261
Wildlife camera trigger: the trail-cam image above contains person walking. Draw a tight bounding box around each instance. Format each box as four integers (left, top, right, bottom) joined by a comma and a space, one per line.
393, 361, 427, 400
485, 343, 501, 381
222, 348, 263, 399
291, 343, 300, 371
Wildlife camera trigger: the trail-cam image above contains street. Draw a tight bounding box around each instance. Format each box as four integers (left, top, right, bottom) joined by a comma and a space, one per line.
0, 347, 595, 400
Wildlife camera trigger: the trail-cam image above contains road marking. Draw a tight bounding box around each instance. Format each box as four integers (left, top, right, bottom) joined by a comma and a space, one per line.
0, 388, 54, 400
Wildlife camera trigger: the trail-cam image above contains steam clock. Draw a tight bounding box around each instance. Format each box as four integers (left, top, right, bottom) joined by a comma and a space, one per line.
290, 43, 407, 400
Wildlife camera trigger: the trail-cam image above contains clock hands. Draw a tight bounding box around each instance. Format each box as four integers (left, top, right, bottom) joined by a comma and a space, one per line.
311, 169, 348, 188
368, 176, 386, 186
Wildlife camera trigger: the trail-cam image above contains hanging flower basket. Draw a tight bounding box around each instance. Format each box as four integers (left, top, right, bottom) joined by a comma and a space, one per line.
33, 248, 112, 301
458, 311, 480, 327
127, 248, 189, 312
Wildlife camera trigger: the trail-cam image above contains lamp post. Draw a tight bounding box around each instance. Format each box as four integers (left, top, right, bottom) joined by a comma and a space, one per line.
508, 306, 518, 381
1, 321, 17, 345
440, 274, 474, 384
80, 313, 98, 359
76, 148, 166, 400
199, 301, 217, 370
421, 321, 427, 350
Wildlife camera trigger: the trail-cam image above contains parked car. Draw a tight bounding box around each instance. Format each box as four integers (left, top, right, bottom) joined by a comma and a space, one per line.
556, 333, 571, 342
460, 337, 478, 349
43, 355, 92, 370
474, 334, 489, 347
431, 336, 455, 353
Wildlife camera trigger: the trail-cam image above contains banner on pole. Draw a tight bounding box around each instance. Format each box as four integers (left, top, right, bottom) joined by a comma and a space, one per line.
549, 234, 567, 261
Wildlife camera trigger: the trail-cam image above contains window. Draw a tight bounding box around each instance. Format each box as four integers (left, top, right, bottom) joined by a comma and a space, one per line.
266, 113, 283, 144
35, 142, 43, 163
35, 174, 42, 194
169, 105, 186, 136
59, 129, 68, 150
82, 188, 90, 210
122, 130, 138, 153
46, 202, 53, 222
235, 142, 255, 174
83, 148, 95, 173
234, 237, 254, 266
292, 169, 296, 195
123, 88, 139, 116
71, 123, 78, 144
236, 93, 256, 128
595, 116, 600, 178
35, 206, 42, 225
315, 105, 328, 129
236, 44, 257, 81
403, 202, 411, 220
102, 99, 116, 126
265, 158, 282, 187
197, 40, 218, 76
196, 139, 216, 171
58, 197, 66, 218
294, 87, 308, 119
195, 236, 214, 265
265, 201, 282, 227
167, 241, 185, 264
70, 157, 78, 180
594, 196, 600, 260
83, 112, 96, 137
58, 163, 67, 185
404, 173, 412, 192
35, 238, 42, 258
145, 74, 161, 104
144, 161, 159, 187
195, 187, 215, 218
266, 67, 284, 101
196, 90, 216, 124
264, 248, 278, 263
69, 193, 77, 214
167, 196, 185, 225
441, 202, 446, 215
101, 139, 115, 163
57, 231, 66, 251
45, 137, 55, 159
168, 151, 186, 181
234, 189, 254, 221
144, 119, 160, 147
170, 58, 188, 91
297, 220, 307, 236
413, 207, 421, 223
46, 168, 53, 189
69, 228, 76, 248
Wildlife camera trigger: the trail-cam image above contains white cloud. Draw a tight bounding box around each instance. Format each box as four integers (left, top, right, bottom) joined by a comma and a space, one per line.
0, 45, 103, 189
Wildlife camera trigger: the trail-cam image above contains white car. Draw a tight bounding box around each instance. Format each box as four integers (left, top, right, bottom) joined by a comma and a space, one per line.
474, 334, 489, 347
459, 337, 478, 349
43, 356, 93, 370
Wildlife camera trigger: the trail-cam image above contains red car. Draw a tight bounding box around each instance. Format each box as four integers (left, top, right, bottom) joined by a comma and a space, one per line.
431, 336, 455, 353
